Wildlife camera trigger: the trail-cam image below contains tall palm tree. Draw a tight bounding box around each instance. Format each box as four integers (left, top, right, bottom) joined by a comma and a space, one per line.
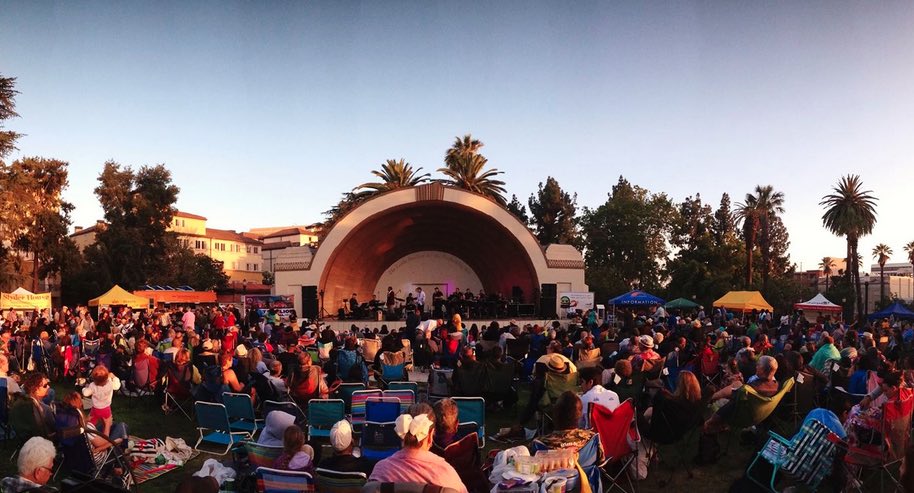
734, 194, 759, 288
872, 244, 893, 305
437, 153, 507, 205
820, 175, 878, 323
354, 159, 430, 195
445, 134, 483, 169
819, 256, 835, 291
905, 241, 914, 281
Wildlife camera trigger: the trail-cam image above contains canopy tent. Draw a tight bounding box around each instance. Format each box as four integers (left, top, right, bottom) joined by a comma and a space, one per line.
794, 293, 842, 313
89, 285, 149, 309
608, 290, 665, 306
867, 301, 914, 321
664, 297, 700, 310
713, 291, 773, 313
0, 287, 52, 310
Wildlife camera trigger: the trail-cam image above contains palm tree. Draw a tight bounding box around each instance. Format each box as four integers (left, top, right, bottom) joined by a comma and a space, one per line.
354, 159, 430, 195
820, 175, 878, 323
819, 256, 835, 291
445, 134, 483, 168
872, 243, 893, 305
734, 194, 759, 288
437, 153, 507, 205
905, 240, 914, 281
735, 185, 785, 292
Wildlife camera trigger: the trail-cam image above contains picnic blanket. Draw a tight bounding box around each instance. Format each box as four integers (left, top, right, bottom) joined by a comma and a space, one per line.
128, 436, 199, 484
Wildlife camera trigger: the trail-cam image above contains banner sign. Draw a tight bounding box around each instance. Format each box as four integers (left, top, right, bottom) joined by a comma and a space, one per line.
243, 294, 296, 322
0, 292, 52, 310
559, 292, 595, 318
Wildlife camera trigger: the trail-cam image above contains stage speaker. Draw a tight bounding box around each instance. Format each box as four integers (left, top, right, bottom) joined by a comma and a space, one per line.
540, 283, 557, 319
302, 285, 318, 320
511, 286, 523, 303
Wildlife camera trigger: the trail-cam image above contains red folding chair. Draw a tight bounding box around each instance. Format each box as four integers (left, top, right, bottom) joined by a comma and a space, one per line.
844, 389, 914, 491
591, 399, 640, 493
699, 348, 721, 388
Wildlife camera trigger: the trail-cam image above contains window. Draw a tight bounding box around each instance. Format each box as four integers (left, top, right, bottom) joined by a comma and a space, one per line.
254, 263, 258, 271
254, 246, 259, 254
246, 246, 251, 253
195, 240, 206, 250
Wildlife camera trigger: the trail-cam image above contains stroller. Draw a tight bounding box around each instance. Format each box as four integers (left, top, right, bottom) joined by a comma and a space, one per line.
76, 339, 101, 386
30, 340, 58, 380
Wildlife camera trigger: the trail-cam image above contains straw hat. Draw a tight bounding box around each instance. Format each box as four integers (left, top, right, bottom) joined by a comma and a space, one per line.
547, 353, 568, 372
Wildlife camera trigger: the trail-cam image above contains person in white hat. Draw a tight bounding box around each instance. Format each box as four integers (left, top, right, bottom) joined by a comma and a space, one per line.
317, 420, 372, 476
633, 334, 659, 370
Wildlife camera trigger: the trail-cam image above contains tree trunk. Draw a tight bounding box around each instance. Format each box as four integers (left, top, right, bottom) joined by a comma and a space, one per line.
760, 215, 770, 295
31, 251, 38, 293
880, 264, 885, 304
850, 236, 864, 324
745, 225, 756, 288
825, 274, 829, 292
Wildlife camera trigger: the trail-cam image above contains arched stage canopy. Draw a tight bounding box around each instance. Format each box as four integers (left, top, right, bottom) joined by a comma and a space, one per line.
273, 183, 587, 317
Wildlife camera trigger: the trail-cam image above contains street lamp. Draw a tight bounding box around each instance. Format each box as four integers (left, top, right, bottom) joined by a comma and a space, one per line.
864, 281, 870, 318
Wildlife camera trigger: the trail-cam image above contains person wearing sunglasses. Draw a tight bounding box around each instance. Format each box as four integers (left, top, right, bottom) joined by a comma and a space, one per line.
9, 373, 56, 440
0, 436, 57, 492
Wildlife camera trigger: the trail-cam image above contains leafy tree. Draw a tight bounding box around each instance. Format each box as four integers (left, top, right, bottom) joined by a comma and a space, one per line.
579, 177, 674, 300
905, 241, 914, 279
506, 194, 530, 225
161, 249, 229, 290
528, 177, 578, 245
0, 75, 21, 160
713, 193, 736, 244
820, 175, 878, 323
262, 270, 275, 286
319, 191, 367, 239
820, 257, 835, 291
437, 153, 507, 205
354, 159, 429, 195
92, 161, 180, 289
872, 243, 893, 304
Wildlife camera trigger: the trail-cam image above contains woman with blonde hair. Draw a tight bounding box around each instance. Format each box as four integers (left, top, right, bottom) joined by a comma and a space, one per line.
369, 403, 467, 493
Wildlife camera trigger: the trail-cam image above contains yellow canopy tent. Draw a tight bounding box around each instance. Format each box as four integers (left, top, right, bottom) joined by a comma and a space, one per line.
0, 287, 52, 310
713, 291, 773, 313
89, 285, 149, 309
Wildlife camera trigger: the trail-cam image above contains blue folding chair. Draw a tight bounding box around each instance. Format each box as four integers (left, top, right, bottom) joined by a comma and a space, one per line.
366, 398, 401, 423
223, 392, 265, 435
308, 399, 345, 442
255, 466, 315, 492
360, 421, 401, 461
382, 390, 415, 414
334, 383, 366, 414
194, 401, 252, 455
453, 397, 486, 447
532, 433, 602, 493
388, 381, 419, 395
379, 363, 406, 388
350, 390, 383, 433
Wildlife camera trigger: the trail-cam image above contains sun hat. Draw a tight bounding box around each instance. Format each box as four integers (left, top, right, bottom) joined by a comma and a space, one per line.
547, 353, 568, 372
330, 419, 353, 451
202, 340, 214, 351
637, 335, 654, 349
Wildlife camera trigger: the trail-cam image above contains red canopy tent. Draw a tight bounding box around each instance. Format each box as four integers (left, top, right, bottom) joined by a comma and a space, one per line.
794, 293, 842, 313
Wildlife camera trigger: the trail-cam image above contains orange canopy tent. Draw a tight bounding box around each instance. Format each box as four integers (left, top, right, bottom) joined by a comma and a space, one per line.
89, 285, 149, 309
134, 289, 217, 305
713, 291, 774, 313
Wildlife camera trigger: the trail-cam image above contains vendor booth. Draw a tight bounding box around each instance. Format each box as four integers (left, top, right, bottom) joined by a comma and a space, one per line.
867, 301, 914, 321
133, 289, 216, 307
794, 293, 842, 322
714, 291, 773, 313
89, 285, 149, 309
0, 287, 52, 311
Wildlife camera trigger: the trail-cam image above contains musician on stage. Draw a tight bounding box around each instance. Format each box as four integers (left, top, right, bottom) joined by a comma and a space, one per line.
349, 293, 360, 318
386, 286, 397, 314
432, 287, 445, 318
415, 287, 426, 314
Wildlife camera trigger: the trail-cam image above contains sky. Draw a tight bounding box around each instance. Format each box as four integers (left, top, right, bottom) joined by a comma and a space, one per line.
2, 1, 913, 273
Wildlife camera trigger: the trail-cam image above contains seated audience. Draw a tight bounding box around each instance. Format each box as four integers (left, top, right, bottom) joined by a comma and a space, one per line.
0, 436, 57, 492
538, 391, 596, 453
318, 420, 373, 476
272, 424, 315, 473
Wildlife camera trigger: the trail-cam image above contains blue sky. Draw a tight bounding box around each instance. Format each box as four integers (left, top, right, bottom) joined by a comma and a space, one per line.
2, 1, 913, 272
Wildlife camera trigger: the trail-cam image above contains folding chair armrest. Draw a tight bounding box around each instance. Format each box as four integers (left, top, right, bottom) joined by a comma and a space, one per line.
766, 431, 791, 445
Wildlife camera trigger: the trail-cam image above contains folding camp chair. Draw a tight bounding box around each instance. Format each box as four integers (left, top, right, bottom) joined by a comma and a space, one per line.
427, 368, 453, 402
361, 482, 458, 493
350, 389, 383, 431
723, 378, 796, 453
317, 341, 333, 364
747, 418, 845, 492
314, 468, 367, 493
505, 339, 529, 361
0, 379, 10, 439
243, 441, 284, 469
194, 401, 252, 455
382, 389, 415, 414
378, 363, 406, 389
334, 382, 366, 414
532, 433, 602, 493
360, 421, 401, 461
361, 338, 381, 363
452, 396, 486, 448
365, 397, 401, 423
431, 433, 489, 492
388, 381, 419, 395
845, 390, 914, 492
224, 392, 265, 435
255, 466, 315, 493
576, 347, 601, 369
162, 365, 195, 420
307, 399, 345, 442
262, 400, 307, 427
698, 349, 722, 389
539, 371, 580, 433
591, 400, 639, 493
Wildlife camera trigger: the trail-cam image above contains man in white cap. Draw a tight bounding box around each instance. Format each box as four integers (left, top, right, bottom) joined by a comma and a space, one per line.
317, 420, 373, 476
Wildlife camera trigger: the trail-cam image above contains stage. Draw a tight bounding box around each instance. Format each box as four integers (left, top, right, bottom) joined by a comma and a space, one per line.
314, 317, 566, 333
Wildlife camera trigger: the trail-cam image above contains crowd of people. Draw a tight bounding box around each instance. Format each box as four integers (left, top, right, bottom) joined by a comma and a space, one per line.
2, 301, 914, 491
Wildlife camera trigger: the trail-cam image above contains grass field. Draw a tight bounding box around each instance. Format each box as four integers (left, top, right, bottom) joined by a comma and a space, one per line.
0, 380, 769, 493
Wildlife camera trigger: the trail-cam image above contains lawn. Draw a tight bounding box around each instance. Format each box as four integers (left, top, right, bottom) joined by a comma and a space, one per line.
0, 380, 765, 493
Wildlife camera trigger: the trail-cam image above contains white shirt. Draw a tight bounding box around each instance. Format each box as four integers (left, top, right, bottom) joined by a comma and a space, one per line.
416, 291, 426, 306
498, 332, 516, 349
418, 319, 439, 337
580, 385, 620, 429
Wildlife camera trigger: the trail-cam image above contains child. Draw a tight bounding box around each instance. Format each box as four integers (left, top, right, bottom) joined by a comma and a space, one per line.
272, 425, 314, 473
82, 364, 121, 436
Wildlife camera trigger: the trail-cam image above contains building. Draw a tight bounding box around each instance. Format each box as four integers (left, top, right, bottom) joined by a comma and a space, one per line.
869, 262, 913, 277
70, 211, 265, 283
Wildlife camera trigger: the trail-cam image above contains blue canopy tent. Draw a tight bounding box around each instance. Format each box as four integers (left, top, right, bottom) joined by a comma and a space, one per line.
608, 290, 665, 326
867, 301, 914, 321
608, 290, 665, 306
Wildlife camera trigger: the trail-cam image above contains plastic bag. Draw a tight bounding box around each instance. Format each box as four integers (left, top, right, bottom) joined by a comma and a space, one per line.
194, 458, 236, 485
